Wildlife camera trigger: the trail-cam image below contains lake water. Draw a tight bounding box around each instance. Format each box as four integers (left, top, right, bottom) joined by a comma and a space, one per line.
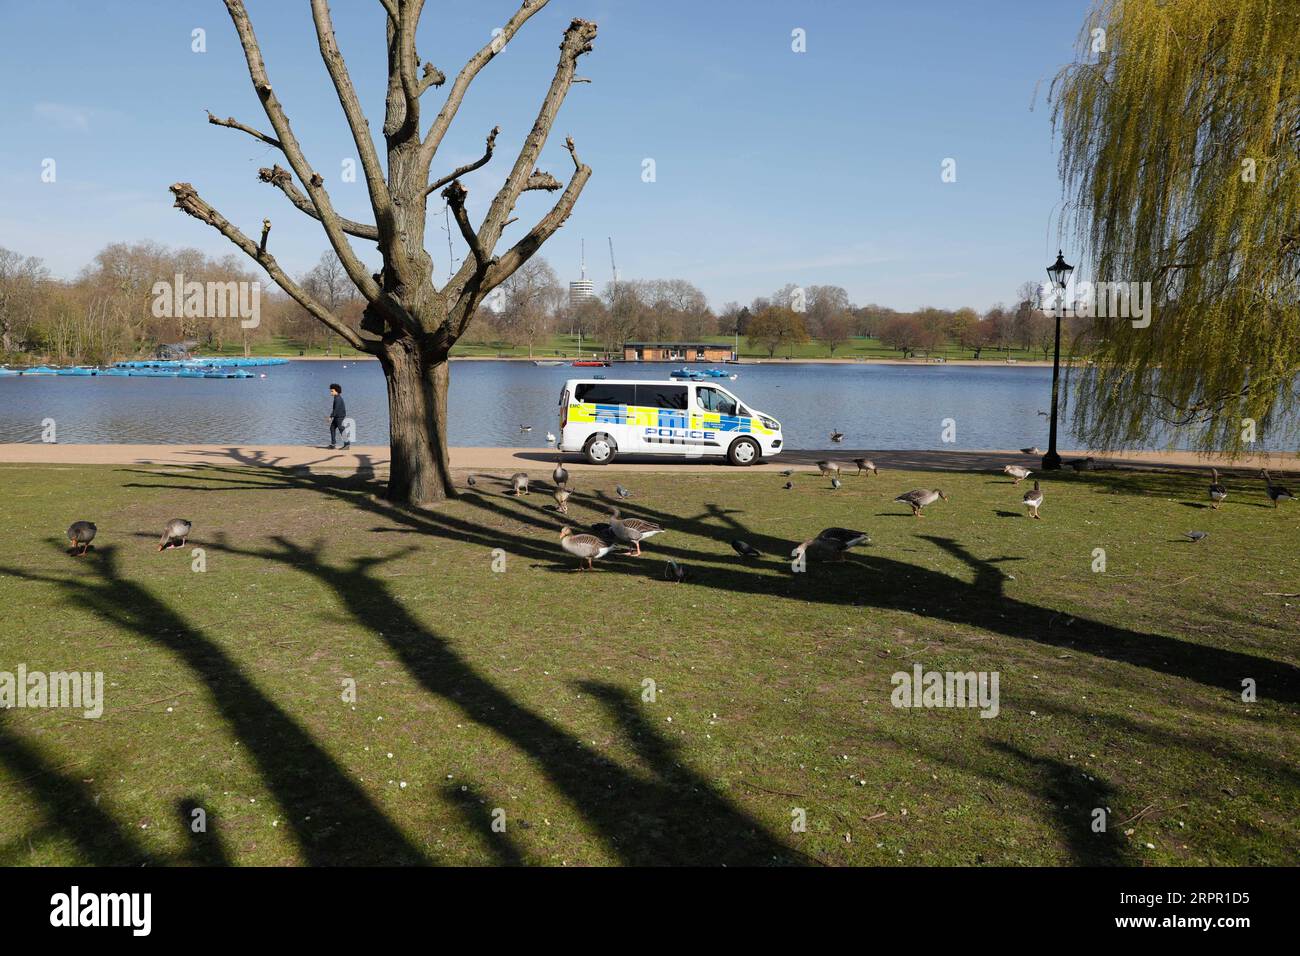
0, 359, 1288, 450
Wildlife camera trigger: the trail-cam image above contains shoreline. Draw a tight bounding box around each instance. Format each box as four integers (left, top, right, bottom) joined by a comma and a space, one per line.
1, 444, 1294, 473
280, 355, 1066, 367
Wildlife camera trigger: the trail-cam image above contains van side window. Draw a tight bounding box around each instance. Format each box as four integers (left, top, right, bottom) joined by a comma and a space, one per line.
635, 384, 688, 410
696, 387, 737, 416
575, 383, 636, 405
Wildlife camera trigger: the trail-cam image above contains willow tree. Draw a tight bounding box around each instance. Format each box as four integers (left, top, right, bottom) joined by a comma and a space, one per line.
1052, 0, 1300, 451
171, 0, 596, 503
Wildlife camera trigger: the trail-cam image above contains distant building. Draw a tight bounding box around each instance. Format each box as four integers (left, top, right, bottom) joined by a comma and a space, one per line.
569, 278, 595, 308
623, 342, 735, 362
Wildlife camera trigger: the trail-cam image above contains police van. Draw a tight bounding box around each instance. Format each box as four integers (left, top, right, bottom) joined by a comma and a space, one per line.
557, 378, 784, 465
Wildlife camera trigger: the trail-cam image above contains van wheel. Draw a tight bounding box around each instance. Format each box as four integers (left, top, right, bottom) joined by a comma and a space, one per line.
728, 437, 760, 466
584, 435, 616, 465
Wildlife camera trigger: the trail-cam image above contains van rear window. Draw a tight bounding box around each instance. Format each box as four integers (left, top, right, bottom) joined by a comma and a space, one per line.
575, 383, 636, 406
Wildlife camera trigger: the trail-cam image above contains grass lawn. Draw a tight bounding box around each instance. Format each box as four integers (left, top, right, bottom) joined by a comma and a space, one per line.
0, 460, 1296, 865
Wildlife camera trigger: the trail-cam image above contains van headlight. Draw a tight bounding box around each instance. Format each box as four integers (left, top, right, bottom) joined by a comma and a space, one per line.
760, 416, 780, 430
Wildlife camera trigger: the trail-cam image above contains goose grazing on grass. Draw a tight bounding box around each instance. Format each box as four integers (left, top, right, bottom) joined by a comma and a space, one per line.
792, 527, 870, 562
607, 507, 662, 556
731, 539, 761, 559
67, 521, 96, 556
615, 484, 633, 500
559, 527, 619, 571
663, 559, 687, 583
1183, 530, 1209, 543
158, 518, 192, 551
1208, 468, 1227, 509
553, 487, 571, 514
895, 488, 948, 518
1262, 470, 1295, 507
1003, 464, 1032, 484
1023, 480, 1044, 519
1020, 446, 1044, 455
780, 469, 794, 477
553, 461, 569, 487
816, 460, 840, 478
830, 429, 845, 443
853, 458, 878, 476
511, 472, 530, 496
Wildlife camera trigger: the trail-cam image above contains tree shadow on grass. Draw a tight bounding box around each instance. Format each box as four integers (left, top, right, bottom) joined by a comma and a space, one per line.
0, 546, 426, 866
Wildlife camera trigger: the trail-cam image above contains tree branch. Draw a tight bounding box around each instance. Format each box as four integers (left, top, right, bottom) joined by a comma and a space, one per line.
442, 180, 488, 269
222, 0, 380, 302
257, 165, 380, 241
169, 182, 374, 353
421, 0, 551, 161
426, 126, 499, 197
206, 110, 281, 150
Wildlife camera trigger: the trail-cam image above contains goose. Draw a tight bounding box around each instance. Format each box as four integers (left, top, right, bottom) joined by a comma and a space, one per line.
553, 461, 569, 487
158, 518, 192, 551
607, 507, 663, 556
1003, 465, 1032, 484
1183, 530, 1209, 543
780, 469, 794, 477
1208, 468, 1227, 509
1023, 480, 1044, 519
560, 527, 619, 571
894, 488, 948, 517
511, 472, 530, 495
792, 527, 870, 563
1067, 456, 1097, 472
663, 559, 687, 583
853, 458, 878, 476
731, 539, 761, 559
1262, 470, 1295, 507
830, 429, 845, 443
816, 460, 840, 478
519, 424, 532, 433
1020, 446, 1044, 455
615, 484, 632, 499
553, 487, 571, 514
67, 520, 96, 556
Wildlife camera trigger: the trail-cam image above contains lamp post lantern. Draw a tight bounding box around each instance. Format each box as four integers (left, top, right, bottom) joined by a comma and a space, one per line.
1042, 250, 1074, 471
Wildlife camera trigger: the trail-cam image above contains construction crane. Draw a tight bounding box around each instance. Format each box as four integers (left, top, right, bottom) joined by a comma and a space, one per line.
608, 237, 618, 291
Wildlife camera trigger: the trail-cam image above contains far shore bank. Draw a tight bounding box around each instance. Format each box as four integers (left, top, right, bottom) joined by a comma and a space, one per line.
279, 355, 1068, 368
1, 444, 1293, 474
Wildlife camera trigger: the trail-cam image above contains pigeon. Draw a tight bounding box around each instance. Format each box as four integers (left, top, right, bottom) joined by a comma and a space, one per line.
1183, 530, 1209, 543
731, 540, 761, 559
467, 475, 477, 487
830, 477, 842, 490
783, 481, 794, 490
158, 518, 192, 551
615, 484, 632, 499
67, 521, 97, 557
663, 560, 687, 583
511, 472, 529, 495
830, 430, 845, 443
780, 469, 793, 477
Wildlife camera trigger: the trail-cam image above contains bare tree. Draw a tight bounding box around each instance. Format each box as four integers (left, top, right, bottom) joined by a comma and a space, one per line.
171, 1, 597, 504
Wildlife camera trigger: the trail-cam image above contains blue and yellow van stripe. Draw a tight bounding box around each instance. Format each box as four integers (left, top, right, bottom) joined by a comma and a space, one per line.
568, 403, 774, 437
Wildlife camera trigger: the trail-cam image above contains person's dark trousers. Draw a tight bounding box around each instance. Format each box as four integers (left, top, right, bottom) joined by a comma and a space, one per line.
330, 418, 349, 448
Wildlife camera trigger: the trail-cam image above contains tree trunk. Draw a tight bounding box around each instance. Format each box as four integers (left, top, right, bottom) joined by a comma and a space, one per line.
381, 339, 457, 506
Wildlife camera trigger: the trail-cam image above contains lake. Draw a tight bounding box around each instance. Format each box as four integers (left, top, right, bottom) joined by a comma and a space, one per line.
0, 359, 1287, 450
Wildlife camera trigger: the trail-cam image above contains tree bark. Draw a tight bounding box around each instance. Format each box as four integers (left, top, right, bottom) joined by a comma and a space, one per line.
381, 339, 456, 505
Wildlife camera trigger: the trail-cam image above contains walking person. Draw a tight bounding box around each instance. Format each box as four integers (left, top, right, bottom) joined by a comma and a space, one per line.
327, 383, 350, 449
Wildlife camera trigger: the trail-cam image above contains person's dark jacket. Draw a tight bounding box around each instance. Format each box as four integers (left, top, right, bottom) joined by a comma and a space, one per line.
331, 394, 346, 421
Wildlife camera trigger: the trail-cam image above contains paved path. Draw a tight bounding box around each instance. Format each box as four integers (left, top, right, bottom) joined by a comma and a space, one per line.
0, 443, 1294, 475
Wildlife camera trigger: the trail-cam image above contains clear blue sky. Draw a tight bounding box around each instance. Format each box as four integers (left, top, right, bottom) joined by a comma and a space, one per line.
0, 0, 1091, 311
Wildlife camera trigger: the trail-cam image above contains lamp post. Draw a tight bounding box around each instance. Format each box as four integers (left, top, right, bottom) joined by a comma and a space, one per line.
1042, 250, 1074, 471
